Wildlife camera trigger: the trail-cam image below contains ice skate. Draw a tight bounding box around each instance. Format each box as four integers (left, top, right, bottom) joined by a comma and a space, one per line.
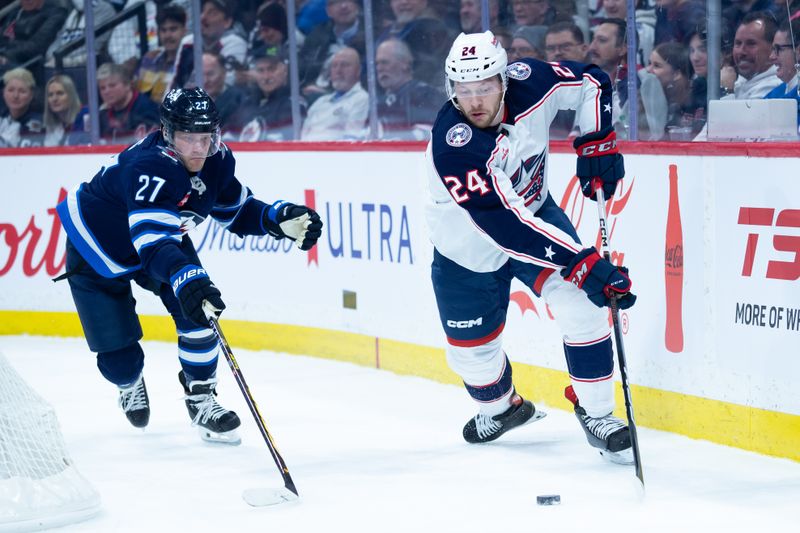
463, 392, 546, 444
565, 385, 633, 465
179, 371, 241, 445
118, 374, 150, 428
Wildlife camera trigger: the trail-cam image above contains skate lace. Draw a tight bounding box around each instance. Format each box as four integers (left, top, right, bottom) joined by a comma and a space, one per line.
187, 393, 228, 425
583, 414, 625, 441
118, 378, 147, 412
474, 413, 502, 439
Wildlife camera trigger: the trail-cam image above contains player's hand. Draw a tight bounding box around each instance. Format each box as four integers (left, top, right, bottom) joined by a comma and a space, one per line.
170, 265, 226, 326
264, 201, 323, 251
561, 247, 636, 309
574, 127, 625, 201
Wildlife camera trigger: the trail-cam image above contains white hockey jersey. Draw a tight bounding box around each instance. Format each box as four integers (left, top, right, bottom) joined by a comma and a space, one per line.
425, 58, 614, 273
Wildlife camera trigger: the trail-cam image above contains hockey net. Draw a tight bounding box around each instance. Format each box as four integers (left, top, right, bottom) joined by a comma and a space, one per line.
0, 352, 100, 532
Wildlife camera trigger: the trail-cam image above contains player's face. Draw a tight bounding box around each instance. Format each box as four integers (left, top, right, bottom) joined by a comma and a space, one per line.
454, 78, 504, 128
688, 34, 707, 78
173, 131, 214, 172
47, 81, 69, 115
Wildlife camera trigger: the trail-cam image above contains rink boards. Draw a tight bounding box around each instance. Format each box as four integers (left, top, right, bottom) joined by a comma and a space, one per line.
0, 141, 798, 461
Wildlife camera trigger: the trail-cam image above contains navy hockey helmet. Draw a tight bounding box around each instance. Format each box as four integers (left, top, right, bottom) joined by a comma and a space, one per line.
160, 87, 221, 157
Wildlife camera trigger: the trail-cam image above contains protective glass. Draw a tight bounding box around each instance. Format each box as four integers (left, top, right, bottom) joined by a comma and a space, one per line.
166, 129, 221, 158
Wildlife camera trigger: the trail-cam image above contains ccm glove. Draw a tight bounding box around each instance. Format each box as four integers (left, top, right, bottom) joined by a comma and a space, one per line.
561, 247, 636, 310
170, 265, 226, 326
574, 127, 625, 200
264, 200, 323, 251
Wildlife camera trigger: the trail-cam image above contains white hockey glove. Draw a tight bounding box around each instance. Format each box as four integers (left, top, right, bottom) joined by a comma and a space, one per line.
264, 201, 323, 251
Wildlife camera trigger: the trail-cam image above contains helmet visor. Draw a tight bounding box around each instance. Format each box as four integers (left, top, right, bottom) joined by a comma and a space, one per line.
166, 128, 221, 159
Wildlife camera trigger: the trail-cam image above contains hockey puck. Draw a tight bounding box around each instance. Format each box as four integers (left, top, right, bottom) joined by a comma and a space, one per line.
536, 494, 561, 506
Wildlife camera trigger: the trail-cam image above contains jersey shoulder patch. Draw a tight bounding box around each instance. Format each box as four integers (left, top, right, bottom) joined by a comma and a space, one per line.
446, 122, 472, 147
507, 62, 532, 80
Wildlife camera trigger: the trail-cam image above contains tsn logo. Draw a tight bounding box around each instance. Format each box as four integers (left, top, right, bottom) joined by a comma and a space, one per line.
738, 206, 800, 280
447, 317, 483, 329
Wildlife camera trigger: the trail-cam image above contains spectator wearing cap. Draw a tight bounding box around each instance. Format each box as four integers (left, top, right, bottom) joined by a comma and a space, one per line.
173, 0, 247, 89
0, 0, 68, 84
135, 5, 188, 103
0, 67, 44, 147
376, 0, 456, 88
508, 25, 547, 61
764, 17, 800, 125
375, 38, 443, 140
299, 0, 366, 100
239, 47, 305, 141
248, 2, 297, 55
96, 62, 160, 145
301, 47, 368, 140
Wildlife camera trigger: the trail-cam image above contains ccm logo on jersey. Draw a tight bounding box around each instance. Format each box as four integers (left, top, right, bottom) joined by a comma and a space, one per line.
447, 317, 483, 328
579, 139, 617, 156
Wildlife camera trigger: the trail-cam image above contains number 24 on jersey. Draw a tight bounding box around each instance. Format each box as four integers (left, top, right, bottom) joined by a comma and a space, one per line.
444, 170, 491, 203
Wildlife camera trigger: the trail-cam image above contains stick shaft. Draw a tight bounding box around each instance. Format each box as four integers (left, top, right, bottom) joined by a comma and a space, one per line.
593, 187, 644, 486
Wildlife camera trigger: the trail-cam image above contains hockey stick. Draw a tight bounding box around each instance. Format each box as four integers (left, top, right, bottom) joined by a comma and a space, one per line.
203, 302, 299, 506
592, 184, 645, 488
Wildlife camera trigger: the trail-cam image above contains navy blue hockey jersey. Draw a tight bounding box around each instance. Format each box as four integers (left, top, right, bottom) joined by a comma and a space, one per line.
57, 132, 269, 281
426, 58, 613, 273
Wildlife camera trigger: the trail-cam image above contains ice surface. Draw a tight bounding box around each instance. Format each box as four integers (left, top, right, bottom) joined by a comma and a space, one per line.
1, 335, 797, 532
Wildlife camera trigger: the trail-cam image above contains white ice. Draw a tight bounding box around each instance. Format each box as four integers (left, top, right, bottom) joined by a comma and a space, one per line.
1, 335, 798, 532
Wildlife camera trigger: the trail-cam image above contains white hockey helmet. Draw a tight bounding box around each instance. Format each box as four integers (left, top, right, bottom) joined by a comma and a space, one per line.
444, 31, 508, 101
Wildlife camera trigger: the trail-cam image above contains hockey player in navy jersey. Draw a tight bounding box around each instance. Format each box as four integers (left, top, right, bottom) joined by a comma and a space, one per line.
56, 88, 322, 444
426, 32, 635, 464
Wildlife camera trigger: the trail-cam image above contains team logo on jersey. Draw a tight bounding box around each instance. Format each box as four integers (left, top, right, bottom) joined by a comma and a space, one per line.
446, 123, 472, 147
190, 176, 206, 196
507, 62, 531, 80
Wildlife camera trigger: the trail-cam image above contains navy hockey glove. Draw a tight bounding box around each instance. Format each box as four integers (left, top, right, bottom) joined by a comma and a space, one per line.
562, 248, 636, 309
264, 200, 323, 251
170, 265, 226, 326
574, 127, 625, 201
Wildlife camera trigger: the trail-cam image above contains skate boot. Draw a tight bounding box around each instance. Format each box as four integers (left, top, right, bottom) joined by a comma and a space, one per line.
118, 374, 150, 428
463, 392, 546, 444
179, 371, 241, 445
565, 385, 633, 465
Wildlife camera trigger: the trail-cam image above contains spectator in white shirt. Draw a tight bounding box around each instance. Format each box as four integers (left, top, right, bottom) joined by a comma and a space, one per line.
301, 47, 368, 141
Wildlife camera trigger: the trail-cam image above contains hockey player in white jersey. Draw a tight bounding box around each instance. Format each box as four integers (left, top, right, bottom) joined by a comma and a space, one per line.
426, 31, 635, 464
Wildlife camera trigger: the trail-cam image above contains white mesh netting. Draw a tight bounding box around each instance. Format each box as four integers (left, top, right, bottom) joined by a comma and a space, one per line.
0, 352, 100, 532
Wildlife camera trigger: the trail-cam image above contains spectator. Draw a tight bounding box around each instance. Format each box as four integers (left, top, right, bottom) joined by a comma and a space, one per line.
686, 26, 737, 99
654, 0, 706, 47
593, 0, 655, 66
299, 0, 365, 99
588, 18, 668, 139
377, 0, 454, 87
0, 67, 43, 147
545, 22, 588, 139
239, 46, 304, 142
136, 4, 187, 103
729, 11, 782, 98
508, 25, 548, 61
301, 47, 368, 140
375, 38, 443, 140
647, 42, 707, 137
201, 52, 253, 139
459, 0, 500, 33
45, 0, 116, 69
43, 74, 88, 146
764, 17, 800, 125
173, 0, 248, 88
97, 62, 160, 144
545, 21, 588, 62
510, 0, 556, 29
0, 0, 68, 83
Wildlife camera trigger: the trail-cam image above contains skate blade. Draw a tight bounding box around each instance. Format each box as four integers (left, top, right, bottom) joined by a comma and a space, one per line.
198, 427, 242, 445
242, 487, 299, 507
599, 447, 634, 465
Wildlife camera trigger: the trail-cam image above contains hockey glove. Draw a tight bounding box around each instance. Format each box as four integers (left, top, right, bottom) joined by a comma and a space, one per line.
574, 127, 625, 201
561, 248, 636, 310
264, 200, 323, 251
170, 265, 226, 327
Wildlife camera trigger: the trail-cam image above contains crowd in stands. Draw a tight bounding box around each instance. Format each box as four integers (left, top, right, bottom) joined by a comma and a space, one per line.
0, 0, 799, 147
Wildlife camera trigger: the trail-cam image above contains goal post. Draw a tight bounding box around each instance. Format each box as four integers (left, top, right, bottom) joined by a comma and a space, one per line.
0, 352, 101, 532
